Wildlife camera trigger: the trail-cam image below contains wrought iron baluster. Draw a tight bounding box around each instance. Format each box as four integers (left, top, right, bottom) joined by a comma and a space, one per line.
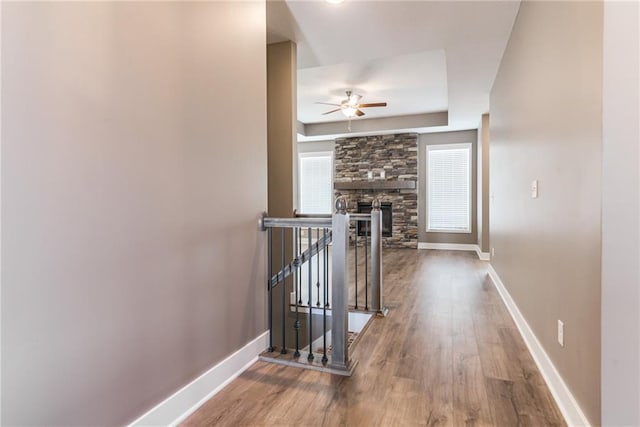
267, 227, 273, 352
307, 228, 314, 361
298, 227, 302, 305
316, 228, 321, 307
280, 228, 287, 354
306, 230, 310, 306
322, 227, 328, 364
365, 220, 369, 311
294, 227, 300, 357
354, 222, 358, 310
325, 228, 330, 309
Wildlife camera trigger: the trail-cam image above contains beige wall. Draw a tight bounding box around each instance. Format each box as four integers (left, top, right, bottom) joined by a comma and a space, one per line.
477, 114, 490, 253
267, 41, 297, 218
490, 1, 602, 424
418, 130, 478, 245
601, 1, 640, 425
1, 2, 267, 425
266, 41, 297, 348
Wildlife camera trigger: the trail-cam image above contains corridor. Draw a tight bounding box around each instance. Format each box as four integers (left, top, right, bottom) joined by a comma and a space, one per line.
184, 250, 565, 426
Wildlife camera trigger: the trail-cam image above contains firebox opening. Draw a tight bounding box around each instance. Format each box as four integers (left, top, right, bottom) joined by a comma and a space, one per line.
357, 201, 392, 237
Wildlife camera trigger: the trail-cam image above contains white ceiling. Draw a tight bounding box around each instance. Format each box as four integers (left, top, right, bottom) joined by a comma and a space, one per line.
298, 50, 448, 123
267, 0, 521, 140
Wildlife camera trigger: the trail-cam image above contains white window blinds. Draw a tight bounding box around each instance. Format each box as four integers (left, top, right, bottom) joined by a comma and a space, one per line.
299, 153, 333, 215
427, 143, 472, 233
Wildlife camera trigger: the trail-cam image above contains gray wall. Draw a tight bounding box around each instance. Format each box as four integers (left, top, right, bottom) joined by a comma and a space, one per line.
418, 130, 478, 245
297, 140, 334, 155
1, 2, 267, 425
601, 1, 640, 425
490, 1, 602, 424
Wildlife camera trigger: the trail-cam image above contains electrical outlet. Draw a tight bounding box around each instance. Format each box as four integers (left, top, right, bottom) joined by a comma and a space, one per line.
491, 247, 495, 257
531, 179, 539, 198
558, 320, 564, 347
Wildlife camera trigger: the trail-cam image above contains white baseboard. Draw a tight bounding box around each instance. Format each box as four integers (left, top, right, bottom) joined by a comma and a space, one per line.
128, 331, 269, 427
475, 247, 491, 261
487, 265, 590, 427
418, 242, 477, 251
418, 242, 491, 261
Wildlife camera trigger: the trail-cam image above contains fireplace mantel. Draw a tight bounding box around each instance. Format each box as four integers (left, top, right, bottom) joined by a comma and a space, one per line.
334, 181, 416, 191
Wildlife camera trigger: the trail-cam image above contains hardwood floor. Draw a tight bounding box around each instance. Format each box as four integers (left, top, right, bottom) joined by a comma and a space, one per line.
183, 249, 566, 426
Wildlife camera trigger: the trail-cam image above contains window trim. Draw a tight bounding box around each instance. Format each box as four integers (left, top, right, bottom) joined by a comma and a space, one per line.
297, 151, 334, 215
425, 142, 472, 234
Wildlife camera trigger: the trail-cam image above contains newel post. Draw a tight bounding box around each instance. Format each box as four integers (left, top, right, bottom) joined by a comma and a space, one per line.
330, 196, 354, 373
370, 198, 387, 316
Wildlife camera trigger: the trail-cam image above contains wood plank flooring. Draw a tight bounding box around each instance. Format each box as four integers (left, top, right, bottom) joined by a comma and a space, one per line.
183, 249, 566, 426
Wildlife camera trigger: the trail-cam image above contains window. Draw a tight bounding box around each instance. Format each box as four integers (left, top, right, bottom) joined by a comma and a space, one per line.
298, 152, 333, 214
426, 143, 472, 233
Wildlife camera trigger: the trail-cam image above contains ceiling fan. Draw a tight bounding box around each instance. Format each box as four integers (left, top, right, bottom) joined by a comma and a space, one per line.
316, 90, 387, 119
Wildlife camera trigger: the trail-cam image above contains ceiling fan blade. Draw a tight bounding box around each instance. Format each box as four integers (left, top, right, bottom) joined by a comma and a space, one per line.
355, 109, 365, 117
358, 102, 387, 108
322, 108, 342, 115
315, 102, 341, 107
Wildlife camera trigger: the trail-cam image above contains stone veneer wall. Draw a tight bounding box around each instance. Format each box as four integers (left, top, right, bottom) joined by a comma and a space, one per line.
334, 133, 418, 248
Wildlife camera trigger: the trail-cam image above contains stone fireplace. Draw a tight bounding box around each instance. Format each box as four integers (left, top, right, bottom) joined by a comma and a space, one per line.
334, 133, 418, 249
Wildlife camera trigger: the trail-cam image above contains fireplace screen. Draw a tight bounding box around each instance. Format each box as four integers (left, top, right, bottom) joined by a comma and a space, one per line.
357, 202, 392, 237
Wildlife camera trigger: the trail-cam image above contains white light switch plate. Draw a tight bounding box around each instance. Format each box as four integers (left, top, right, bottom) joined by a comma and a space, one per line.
531, 180, 538, 198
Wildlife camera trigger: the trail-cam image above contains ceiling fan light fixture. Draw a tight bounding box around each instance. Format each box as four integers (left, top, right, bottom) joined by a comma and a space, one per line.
342, 106, 358, 118
318, 90, 386, 119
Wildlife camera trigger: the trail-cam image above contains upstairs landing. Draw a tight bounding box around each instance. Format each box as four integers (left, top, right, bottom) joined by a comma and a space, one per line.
183, 250, 565, 426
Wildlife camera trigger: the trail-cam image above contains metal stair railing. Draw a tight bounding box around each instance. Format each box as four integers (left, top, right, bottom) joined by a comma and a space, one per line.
258, 196, 386, 376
